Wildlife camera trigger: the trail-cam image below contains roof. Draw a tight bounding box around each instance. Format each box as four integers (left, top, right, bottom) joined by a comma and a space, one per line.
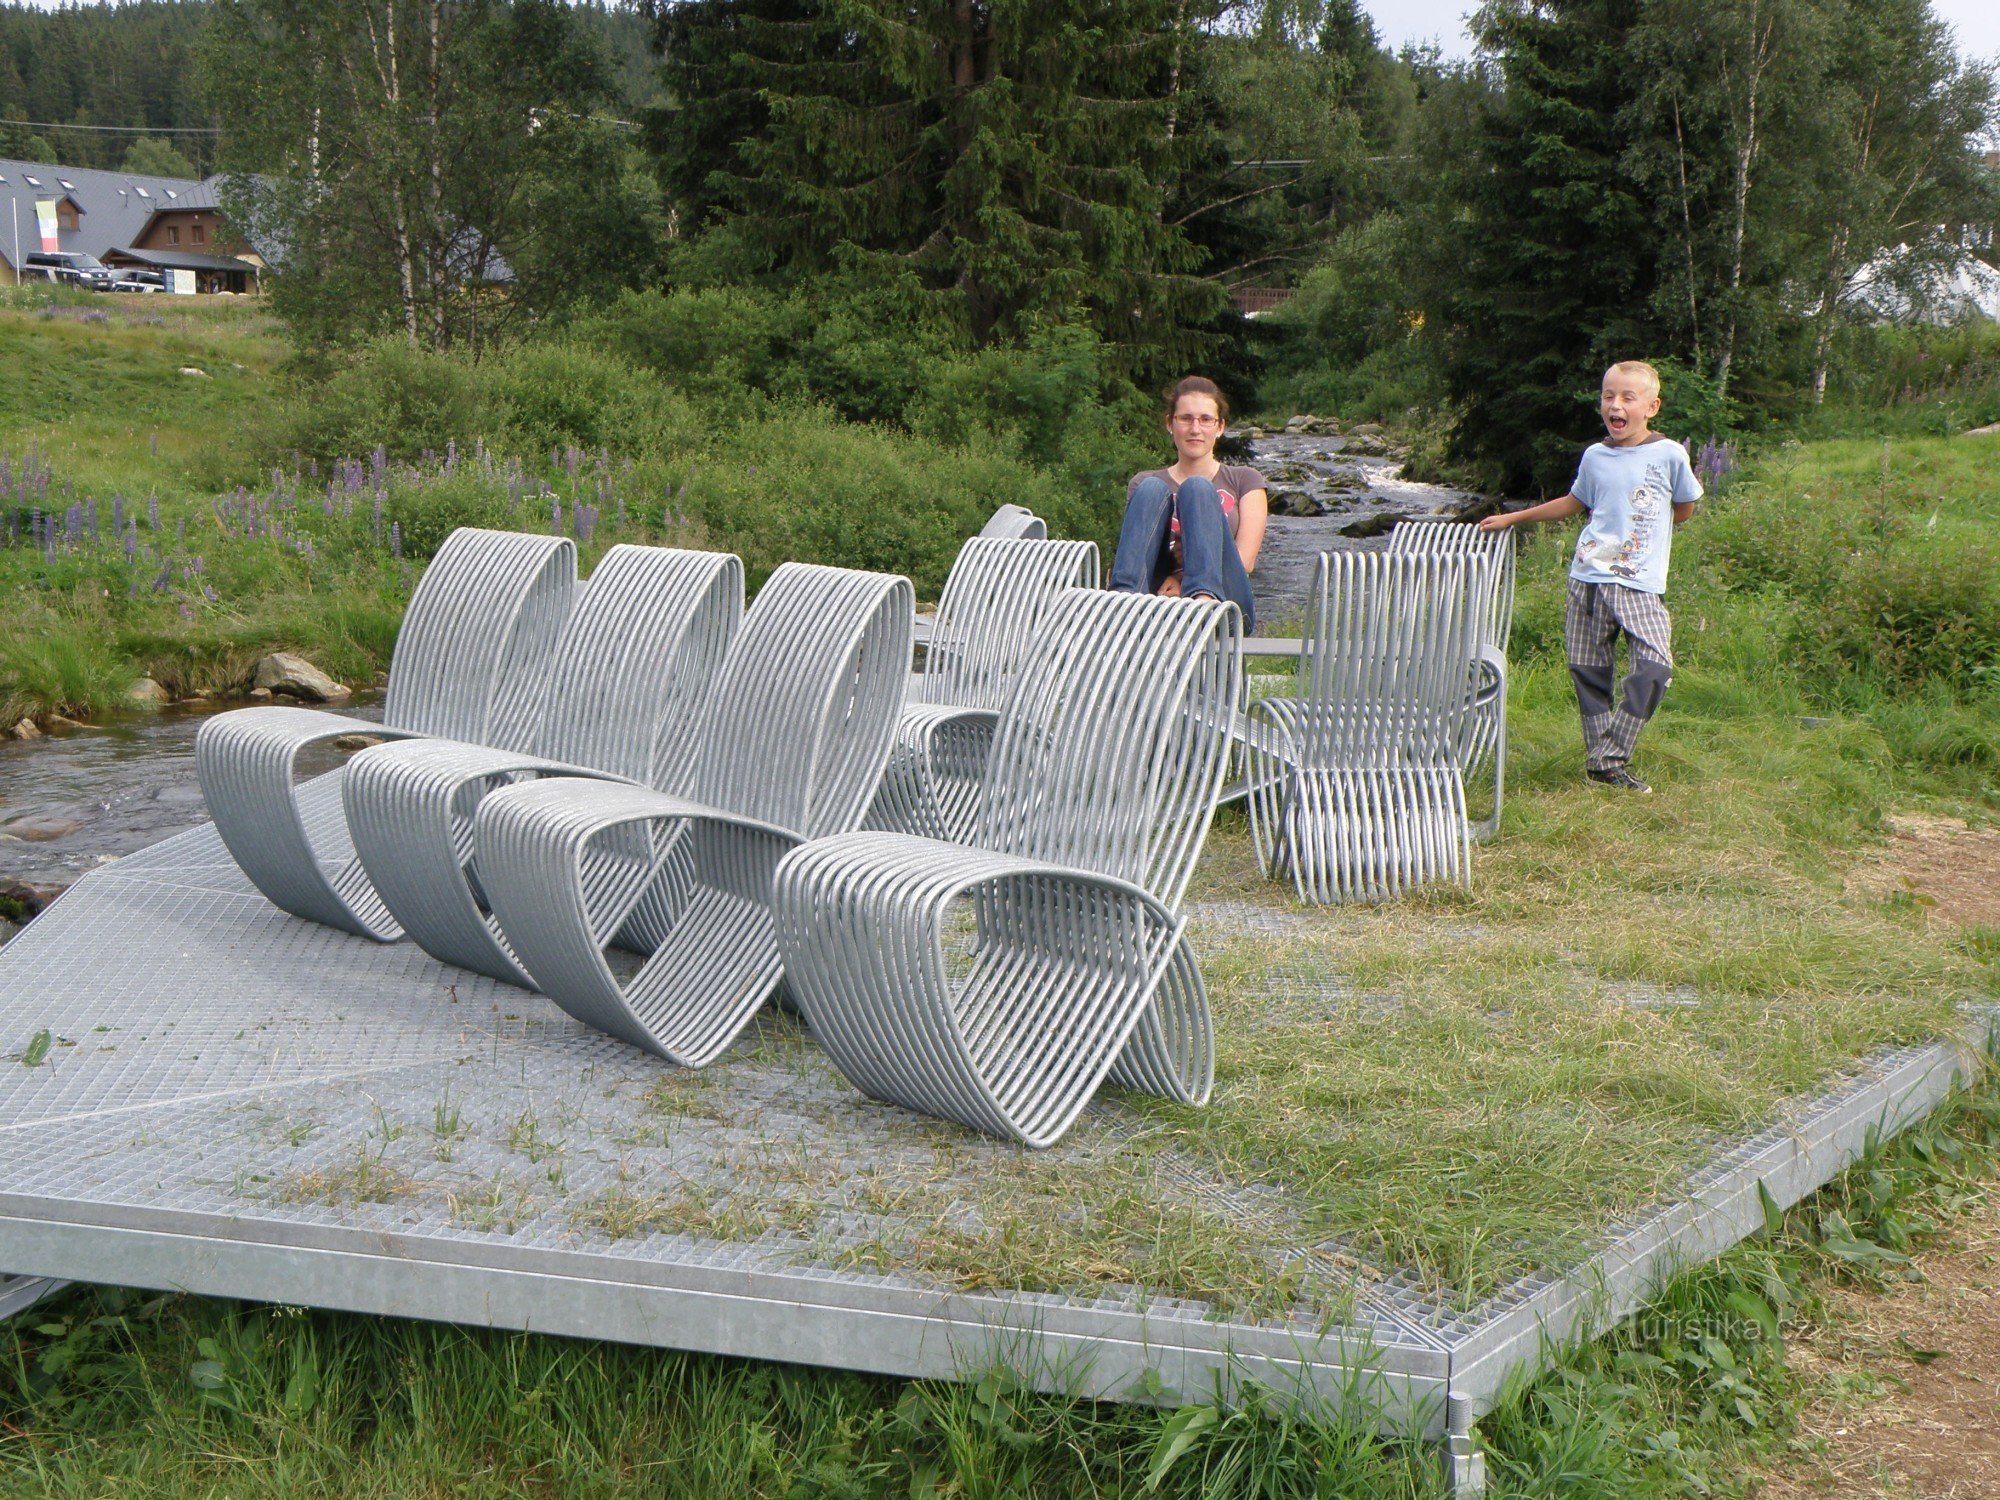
0, 157, 235, 269
103, 247, 261, 275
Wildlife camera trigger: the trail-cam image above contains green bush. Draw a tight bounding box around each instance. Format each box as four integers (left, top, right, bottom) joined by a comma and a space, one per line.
483, 340, 696, 457
1804, 542, 2000, 695
580, 286, 805, 413
290, 339, 484, 462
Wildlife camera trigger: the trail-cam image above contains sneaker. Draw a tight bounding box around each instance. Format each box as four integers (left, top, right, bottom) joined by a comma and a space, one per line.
1586, 768, 1652, 794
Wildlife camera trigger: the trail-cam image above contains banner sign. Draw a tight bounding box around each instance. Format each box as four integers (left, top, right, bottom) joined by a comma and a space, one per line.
170, 269, 197, 295
34, 199, 57, 252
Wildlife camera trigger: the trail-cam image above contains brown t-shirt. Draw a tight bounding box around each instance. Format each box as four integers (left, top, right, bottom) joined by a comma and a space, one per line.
1128, 464, 1268, 539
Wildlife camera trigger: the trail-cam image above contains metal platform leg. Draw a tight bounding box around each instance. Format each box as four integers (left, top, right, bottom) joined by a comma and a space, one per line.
1443, 1390, 1486, 1498
0, 1274, 66, 1323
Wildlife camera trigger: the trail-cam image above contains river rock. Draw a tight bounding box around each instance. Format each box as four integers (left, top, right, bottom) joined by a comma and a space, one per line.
9, 718, 41, 740
333, 733, 386, 752
247, 687, 275, 703
1962, 421, 2000, 438
126, 677, 171, 707
251, 653, 351, 703
0, 814, 84, 842
0, 876, 67, 916
1267, 488, 1325, 518
1339, 511, 1409, 539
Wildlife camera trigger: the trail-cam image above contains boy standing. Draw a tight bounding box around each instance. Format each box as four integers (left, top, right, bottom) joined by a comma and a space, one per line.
1480, 361, 1702, 793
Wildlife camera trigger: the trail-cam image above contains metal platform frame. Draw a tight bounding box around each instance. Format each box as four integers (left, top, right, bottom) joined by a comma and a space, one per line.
1, 797, 1989, 1497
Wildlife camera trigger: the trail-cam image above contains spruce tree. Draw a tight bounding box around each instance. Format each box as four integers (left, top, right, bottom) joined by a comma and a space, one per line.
1431, 0, 1662, 493
651, 0, 1225, 371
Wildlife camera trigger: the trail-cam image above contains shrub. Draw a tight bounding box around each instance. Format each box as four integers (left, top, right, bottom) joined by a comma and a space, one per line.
482, 340, 696, 456
1803, 542, 2000, 695
290, 340, 483, 462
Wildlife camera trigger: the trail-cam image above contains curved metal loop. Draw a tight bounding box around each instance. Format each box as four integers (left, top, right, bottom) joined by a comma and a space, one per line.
475, 562, 915, 1063
867, 535, 1099, 843
977, 504, 1048, 541
196, 528, 577, 940
343, 545, 744, 987
1388, 520, 1515, 840
1247, 551, 1489, 903
777, 589, 1243, 1146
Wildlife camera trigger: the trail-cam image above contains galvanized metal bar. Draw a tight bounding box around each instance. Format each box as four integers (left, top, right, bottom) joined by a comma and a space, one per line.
342, 546, 743, 988
195, 528, 578, 940
778, 590, 1243, 1144
472, 562, 915, 1065
870, 535, 1099, 843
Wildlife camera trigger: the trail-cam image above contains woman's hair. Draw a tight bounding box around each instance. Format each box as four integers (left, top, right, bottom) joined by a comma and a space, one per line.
1163, 375, 1229, 424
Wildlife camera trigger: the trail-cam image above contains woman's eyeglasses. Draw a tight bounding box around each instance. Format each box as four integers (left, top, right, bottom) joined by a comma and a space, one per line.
1172, 414, 1222, 429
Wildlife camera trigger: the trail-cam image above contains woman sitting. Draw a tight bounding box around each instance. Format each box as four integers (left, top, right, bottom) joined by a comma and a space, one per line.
1108, 375, 1268, 631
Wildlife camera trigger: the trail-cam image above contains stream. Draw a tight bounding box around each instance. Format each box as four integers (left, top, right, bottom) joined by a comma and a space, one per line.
0, 429, 1486, 937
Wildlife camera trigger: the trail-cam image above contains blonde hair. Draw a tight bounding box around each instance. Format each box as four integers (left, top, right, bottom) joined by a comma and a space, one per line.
1603, 360, 1661, 397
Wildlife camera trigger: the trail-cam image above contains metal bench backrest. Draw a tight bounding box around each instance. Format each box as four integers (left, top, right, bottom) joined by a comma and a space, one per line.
1297, 551, 1487, 766
380, 527, 576, 750
531, 546, 743, 793
918, 536, 1100, 711
689, 562, 914, 839
1387, 519, 1515, 655
976, 589, 1242, 911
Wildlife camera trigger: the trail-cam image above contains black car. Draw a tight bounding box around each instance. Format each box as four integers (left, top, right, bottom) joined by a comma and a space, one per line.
23, 251, 116, 291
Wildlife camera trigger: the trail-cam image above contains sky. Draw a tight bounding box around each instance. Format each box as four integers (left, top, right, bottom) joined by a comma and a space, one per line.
1363, 0, 2000, 65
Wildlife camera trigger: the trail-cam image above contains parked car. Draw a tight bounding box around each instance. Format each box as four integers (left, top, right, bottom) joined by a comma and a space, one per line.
111, 269, 165, 293
23, 251, 115, 291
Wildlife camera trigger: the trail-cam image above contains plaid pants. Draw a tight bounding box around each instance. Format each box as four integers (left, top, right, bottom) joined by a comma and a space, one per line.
1565, 580, 1673, 773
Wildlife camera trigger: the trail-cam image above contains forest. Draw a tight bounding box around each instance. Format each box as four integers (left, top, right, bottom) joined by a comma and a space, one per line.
3, 0, 1993, 493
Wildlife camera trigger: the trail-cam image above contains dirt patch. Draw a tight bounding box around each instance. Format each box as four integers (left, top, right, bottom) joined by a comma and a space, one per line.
1768, 1190, 2000, 1498
1847, 816, 2000, 931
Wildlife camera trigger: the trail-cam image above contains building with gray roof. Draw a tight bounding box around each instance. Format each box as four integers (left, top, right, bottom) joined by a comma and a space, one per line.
0, 157, 261, 288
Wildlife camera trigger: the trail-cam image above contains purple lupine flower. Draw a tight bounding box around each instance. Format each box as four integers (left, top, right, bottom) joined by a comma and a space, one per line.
202, 584, 218, 603
564, 447, 580, 483
372, 492, 384, 546
152, 564, 172, 593
148, 494, 161, 531
112, 495, 125, 536
371, 446, 388, 488
390, 521, 404, 559
178, 601, 194, 620
551, 495, 562, 534
65, 503, 83, 542
577, 504, 598, 546
123, 524, 138, 565
86, 499, 98, 541
445, 440, 458, 475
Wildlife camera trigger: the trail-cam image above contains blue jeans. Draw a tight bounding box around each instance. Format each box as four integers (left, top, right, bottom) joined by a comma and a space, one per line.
1108, 475, 1256, 631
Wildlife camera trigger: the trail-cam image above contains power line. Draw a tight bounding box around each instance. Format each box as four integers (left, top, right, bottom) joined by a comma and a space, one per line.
0, 118, 222, 135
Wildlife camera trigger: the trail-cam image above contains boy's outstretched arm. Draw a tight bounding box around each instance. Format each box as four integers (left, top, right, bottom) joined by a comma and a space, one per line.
1478, 494, 1584, 532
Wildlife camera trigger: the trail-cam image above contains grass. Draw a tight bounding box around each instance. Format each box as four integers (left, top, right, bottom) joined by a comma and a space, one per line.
4, 294, 1999, 1493
4, 1059, 1995, 1498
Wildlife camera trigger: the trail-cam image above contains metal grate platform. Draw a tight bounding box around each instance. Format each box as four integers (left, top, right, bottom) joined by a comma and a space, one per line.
1, 775, 1988, 1468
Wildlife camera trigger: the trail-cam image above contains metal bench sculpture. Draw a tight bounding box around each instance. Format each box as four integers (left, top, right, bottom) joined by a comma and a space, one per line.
867, 535, 1099, 843
1246, 551, 1494, 904
1387, 519, 1514, 841
775, 589, 1243, 1147
470, 562, 913, 1067
977, 503, 1048, 541
339, 546, 744, 989
195, 528, 577, 940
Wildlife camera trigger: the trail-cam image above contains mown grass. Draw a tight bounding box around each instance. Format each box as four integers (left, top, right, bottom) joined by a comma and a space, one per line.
5, 1056, 1995, 1498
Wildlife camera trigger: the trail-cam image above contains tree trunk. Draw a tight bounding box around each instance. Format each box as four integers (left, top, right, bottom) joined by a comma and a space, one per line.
1714, 0, 1776, 401
426, 0, 448, 349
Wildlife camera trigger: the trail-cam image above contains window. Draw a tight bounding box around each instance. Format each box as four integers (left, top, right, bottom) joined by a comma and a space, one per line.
57, 179, 75, 191
23, 175, 40, 187
165, 189, 178, 200
56, 202, 79, 231
135, 187, 152, 200
191, 222, 206, 245
167, 225, 179, 246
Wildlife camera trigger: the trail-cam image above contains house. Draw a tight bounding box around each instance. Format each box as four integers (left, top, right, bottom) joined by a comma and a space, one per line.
0, 157, 264, 292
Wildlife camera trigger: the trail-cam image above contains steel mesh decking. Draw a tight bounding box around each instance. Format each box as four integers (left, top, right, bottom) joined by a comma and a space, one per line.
0, 830, 1984, 1451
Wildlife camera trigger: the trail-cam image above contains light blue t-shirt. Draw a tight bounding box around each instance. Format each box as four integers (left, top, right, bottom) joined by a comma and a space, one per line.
1568, 437, 1703, 595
